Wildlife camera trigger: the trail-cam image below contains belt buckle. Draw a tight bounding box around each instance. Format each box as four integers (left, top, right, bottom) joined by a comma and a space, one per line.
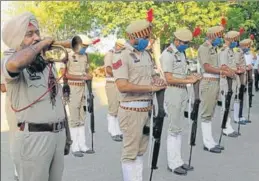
53, 122, 62, 133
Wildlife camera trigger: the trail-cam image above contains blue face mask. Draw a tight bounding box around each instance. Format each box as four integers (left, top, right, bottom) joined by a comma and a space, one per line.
229, 42, 237, 49
243, 48, 250, 53
134, 38, 149, 52
79, 47, 87, 55
212, 37, 223, 47
177, 44, 189, 53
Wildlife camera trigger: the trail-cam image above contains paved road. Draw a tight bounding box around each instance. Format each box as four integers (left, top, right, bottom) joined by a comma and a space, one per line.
1, 80, 259, 181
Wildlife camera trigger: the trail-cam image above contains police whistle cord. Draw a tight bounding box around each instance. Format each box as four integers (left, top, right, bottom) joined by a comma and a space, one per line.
86, 79, 95, 153
188, 80, 200, 168
149, 89, 166, 181
219, 77, 233, 146
11, 63, 66, 113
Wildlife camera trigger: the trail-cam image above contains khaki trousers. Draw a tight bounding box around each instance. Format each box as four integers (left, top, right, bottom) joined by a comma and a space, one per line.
164, 87, 188, 134
118, 107, 150, 162
13, 127, 66, 181
68, 85, 86, 128
105, 82, 120, 116
199, 79, 219, 122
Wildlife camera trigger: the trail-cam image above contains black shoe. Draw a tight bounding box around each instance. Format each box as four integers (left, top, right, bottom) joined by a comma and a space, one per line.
14, 175, 19, 181
112, 135, 122, 142
81, 149, 95, 154
203, 146, 221, 153
119, 134, 123, 140
167, 166, 187, 175
234, 120, 246, 125
215, 144, 224, 150
174, 166, 188, 175
223, 131, 239, 137
245, 119, 252, 123
72, 151, 84, 157
181, 163, 194, 171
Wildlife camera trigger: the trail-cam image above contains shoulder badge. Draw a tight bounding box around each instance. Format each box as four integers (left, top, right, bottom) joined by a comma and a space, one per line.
112, 59, 122, 70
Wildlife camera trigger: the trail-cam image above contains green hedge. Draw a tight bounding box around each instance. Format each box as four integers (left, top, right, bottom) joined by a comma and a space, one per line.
88, 53, 105, 71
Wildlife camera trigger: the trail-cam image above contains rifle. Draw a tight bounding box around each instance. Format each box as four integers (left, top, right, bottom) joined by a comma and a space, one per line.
188, 80, 200, 168
247, 69, 253, 123
218, 77, 233, 146
149, 89, 166, 181
86, 79, 95, 153
63, 106, 73, 155
237, 73, 245, 135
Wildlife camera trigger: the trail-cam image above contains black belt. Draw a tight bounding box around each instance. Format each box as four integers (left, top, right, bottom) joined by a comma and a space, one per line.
18, 121, 65, 133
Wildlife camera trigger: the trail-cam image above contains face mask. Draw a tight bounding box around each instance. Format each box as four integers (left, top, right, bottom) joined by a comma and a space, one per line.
177, 44, 189, 53
27, 54, 47, 73
229, 42, 237, 49
79, 47, 87, 55
212, 37, 223, 47
243, 48, 250, 53
134, 38, 149, 52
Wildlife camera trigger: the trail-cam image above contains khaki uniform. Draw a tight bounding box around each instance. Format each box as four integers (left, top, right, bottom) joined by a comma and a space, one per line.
234, 48, 250, 123
160, 44, 188, 170
198, 41, 221, 150
1, 50, 66, 181
104, 49, 120, 115
65, 52, 90, 154
219, 46, 238, 134
161, 44, 188, 133
104, 49, 122, 138
113, 48, 155, 162
198, 42, 220, 121
66, 52, 89, 127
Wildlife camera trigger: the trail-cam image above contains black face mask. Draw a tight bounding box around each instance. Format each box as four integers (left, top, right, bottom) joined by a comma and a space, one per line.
27, 54, 47, 74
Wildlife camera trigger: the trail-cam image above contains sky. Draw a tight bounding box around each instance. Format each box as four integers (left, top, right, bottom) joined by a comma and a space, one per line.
0, 1, 116, 54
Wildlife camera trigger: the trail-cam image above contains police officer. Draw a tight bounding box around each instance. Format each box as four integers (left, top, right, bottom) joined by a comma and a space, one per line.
198, 26, 234, 153
1, 12, 66, 181
234, 38, 251, 124
104, 39, 125, 142
60, 34, 93, 157
219, 31, 242, 138
1, 64, 19, 180
112, 19, 166, 181
160, 28, 200, 175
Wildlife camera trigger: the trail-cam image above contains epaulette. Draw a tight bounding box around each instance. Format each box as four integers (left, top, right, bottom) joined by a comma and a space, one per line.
167, 47, 174, 54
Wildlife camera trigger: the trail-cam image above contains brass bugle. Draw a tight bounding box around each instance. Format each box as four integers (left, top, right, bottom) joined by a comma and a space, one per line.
53, 35, 84, 53
42, 35, 87, 63
42, 44, 68, 63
